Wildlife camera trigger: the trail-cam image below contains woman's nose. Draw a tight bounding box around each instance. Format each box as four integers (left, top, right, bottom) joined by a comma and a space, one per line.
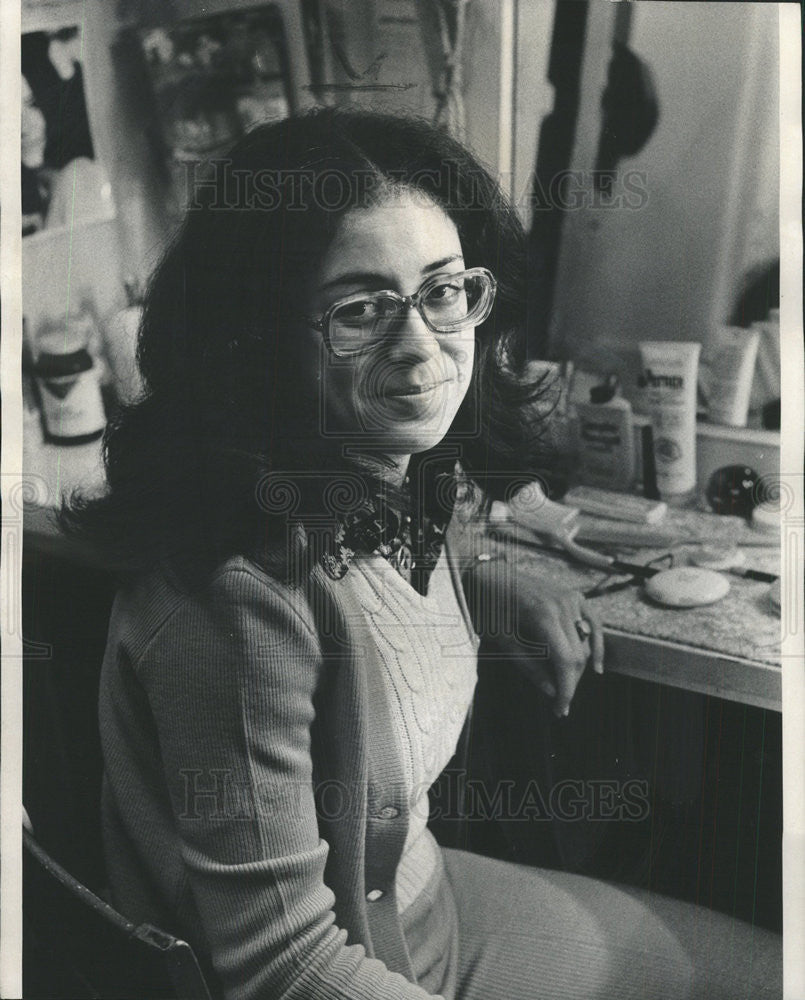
385, 306, 442, 364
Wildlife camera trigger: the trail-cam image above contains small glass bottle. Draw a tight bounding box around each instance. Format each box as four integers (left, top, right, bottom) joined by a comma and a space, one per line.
34, 318, 106, 445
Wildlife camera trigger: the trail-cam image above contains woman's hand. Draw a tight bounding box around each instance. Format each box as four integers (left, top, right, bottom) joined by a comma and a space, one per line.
505, 587, 604, 718
466, 555, 604, 718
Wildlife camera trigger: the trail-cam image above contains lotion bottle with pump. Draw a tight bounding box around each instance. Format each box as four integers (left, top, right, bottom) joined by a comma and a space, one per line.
575, 374, 635, 489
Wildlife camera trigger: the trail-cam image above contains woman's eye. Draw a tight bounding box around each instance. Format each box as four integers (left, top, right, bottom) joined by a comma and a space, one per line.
337, 299, 380, 322
335, 296, 401, 329
430, 282, 461, 299
426, 282, 465, 308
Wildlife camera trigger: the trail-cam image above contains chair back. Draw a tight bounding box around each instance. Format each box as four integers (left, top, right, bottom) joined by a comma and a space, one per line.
23, 826, 214, 1000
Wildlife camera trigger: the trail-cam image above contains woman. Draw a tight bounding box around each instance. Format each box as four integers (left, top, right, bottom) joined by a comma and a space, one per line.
64, 109, 780, 999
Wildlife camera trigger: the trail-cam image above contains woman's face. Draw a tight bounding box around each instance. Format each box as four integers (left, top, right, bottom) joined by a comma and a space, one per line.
307, 192, 476, 467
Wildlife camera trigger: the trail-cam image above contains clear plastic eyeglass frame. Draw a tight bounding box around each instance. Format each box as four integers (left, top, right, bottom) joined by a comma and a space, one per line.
307, 267, 497, 358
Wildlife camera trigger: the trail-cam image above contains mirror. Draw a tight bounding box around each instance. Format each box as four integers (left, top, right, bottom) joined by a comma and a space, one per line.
536, 2, 780, 432
21, 26, 115, 237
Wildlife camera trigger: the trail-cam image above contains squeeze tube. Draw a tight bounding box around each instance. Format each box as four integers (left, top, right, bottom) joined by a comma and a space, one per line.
637, 341, 701, 498
706, 327, 760, 427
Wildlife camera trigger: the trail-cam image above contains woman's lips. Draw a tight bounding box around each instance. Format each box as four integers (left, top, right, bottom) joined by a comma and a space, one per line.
383, 378, 453, 398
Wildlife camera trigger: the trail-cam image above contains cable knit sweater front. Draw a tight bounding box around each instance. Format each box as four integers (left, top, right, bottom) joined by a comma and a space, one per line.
99, 538, 477, 1000
346, 550, 478, 913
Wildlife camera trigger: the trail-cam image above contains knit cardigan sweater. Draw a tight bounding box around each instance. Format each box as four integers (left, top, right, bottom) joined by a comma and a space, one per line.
99, 534, 477, 1000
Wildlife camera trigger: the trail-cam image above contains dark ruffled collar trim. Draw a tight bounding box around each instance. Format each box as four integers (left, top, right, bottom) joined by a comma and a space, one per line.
321, 490, 450, 593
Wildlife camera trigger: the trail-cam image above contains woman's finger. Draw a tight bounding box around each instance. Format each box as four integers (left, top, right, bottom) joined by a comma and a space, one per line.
542, 605, 585, 718
557, 595, 592, 655
513, 602, 580, 717
562, 594, 603, 676
582, 603, 605, 674
553, 656, 586, 718
509, 649, 557, 700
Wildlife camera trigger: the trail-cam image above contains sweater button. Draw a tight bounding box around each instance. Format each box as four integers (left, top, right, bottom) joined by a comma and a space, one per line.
377, 806, 400, 819
366, 888, 385, 902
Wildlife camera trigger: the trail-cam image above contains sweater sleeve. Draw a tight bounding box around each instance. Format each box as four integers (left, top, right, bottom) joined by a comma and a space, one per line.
136, 563, 438, 1000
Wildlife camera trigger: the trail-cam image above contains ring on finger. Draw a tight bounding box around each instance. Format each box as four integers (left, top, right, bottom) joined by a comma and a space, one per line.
574, 618, 592, 643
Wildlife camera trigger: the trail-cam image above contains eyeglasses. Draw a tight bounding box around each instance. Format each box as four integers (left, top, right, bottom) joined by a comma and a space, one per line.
307, 267, 497, 358
583, 552, 675, 598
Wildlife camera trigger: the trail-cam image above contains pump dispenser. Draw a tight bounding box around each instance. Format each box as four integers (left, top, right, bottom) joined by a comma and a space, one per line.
574, 374, 635, 489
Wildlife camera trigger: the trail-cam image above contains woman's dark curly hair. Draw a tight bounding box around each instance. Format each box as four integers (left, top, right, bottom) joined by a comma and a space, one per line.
61, 108, 557, 583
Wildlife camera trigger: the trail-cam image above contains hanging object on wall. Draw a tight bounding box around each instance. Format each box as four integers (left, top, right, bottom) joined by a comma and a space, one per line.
592, 5, 659, 193
418, 0, 469, 137
593, 41, 659, 190
525, 1, 590, 358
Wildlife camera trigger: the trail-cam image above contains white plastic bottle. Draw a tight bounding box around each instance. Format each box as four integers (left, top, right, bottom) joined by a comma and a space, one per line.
574, 376, 635, 489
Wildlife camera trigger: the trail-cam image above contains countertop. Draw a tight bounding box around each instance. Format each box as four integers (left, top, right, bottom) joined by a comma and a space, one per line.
20, 430, 782, 709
